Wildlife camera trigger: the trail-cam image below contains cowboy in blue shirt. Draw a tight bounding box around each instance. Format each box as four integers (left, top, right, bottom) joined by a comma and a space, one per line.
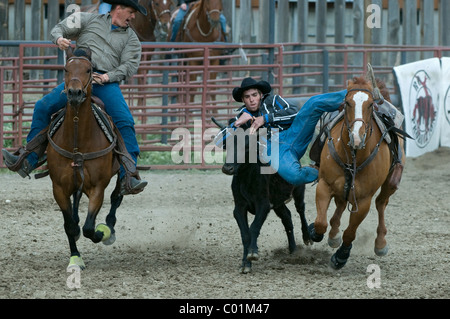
218, 77, 346, 185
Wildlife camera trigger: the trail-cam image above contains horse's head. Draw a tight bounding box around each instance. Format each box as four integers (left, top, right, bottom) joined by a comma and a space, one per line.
64, 47, 93, 108
344, 77, 376, 150
204, 0, 223, 27
152, 0, 173, 26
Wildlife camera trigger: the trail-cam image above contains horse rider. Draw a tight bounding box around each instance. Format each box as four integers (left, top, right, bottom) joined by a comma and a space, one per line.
99, 1, 112, 14
216, 77, 347, 186
170, 0, 228, 42
2, 0, 148, 196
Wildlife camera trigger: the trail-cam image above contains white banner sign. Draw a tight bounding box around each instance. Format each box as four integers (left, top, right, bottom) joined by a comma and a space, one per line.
394, 58, 442, 157
441, 57, 450, 147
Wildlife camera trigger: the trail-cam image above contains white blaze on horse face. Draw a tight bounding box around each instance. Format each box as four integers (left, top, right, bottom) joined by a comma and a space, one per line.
351, 91, 369, 147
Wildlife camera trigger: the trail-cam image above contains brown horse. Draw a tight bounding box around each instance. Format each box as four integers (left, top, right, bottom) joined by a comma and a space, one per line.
82, 0, 172, 42
170, 0, 225, 105
309, 65, 406, 269
46, 47, 122, 270
131, 0, 173, 42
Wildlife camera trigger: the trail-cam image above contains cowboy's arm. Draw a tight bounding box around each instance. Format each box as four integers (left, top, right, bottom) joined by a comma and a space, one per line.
264, 95, 299, 124
106, 33, 141, 83
50, 12, 92, 48
249, 95, 298, 132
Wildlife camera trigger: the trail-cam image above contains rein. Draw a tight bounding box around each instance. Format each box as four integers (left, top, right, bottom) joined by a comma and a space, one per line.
327, 88, 383, 213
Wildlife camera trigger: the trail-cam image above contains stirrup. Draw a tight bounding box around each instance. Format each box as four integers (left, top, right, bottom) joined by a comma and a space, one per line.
1, 149, 35, 179
119, 175, 148, 196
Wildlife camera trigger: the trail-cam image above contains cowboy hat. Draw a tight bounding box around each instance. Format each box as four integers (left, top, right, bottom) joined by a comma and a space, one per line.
104, 0, 147, 16
232, 77, 272, 102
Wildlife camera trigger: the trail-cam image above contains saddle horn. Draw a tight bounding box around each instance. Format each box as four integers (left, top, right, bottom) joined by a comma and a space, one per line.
367, 63, 384, 103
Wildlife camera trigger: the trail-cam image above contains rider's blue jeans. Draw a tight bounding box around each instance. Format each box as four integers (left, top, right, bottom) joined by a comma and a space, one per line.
27, 82, 139, 179
265, 90, 347, 186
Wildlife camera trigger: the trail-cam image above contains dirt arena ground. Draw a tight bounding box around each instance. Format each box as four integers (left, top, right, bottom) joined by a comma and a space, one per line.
0, 148, 448, 300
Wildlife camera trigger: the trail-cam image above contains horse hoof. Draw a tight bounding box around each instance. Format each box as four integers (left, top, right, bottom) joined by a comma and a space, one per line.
330, 253, 347, 270
102, 233, 116, 246
374, 245, 389, 256
67, 255, 85, 271
240, 266, 252, 274
328, 235, 342, 248
308, 223, 324, 242
289, 244, 298, 254
247, 252, 259, 261
95, 224, 111, 243
329, 244, 352, 270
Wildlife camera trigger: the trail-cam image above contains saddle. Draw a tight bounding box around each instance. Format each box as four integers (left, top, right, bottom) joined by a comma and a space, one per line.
7, 96, 140, 189
309, 102, 410, 173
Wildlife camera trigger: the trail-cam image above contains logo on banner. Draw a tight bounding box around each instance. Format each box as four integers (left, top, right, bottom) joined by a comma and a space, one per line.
410, 70, 438, 148
445, 85, 450, 125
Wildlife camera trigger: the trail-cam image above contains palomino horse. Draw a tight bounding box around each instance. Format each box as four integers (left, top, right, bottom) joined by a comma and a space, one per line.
309, 65, 406, 269
46, 47, 122, 270
170, 0, 225, 105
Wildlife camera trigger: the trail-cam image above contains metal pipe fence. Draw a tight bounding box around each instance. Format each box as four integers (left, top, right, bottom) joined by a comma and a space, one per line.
1, 41, 449, 169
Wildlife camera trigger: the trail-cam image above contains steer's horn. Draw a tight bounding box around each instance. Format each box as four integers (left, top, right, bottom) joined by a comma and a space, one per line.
211, 117, 226, 130
367, 63, 383, 102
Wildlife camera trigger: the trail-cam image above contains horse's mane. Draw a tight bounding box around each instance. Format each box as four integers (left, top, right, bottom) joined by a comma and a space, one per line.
72, 48, 91, 60
350, 76, 391, 102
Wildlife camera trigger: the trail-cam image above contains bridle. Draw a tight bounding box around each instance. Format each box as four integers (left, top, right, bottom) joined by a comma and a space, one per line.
151, 1, 171, 19
197, 1, 222, 37
328, 87, 387, 213
343, 88, 376, 150
63, 56, 93, 105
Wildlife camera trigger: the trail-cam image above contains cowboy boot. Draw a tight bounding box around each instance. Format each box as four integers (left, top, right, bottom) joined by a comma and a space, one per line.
119, 174, 148, 196
1, 149, 36, 179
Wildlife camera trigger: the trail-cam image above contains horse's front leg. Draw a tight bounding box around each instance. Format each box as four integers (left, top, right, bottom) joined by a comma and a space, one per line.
331, 198, 371, 269
53, 186, 84, 270
328, 198, 346, 248
310, 179, 333, 242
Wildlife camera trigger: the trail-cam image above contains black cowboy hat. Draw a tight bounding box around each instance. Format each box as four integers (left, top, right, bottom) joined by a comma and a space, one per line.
104, 0, 147, 16
232, 77, 272, 102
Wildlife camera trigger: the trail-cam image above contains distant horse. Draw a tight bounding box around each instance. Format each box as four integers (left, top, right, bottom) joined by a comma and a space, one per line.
170, 0, 225, 105
308, 65, 406, 269
46, 47, 123, 270
214, 119, 311, 273
130, 0, 173, 42
82, 0, 172, 42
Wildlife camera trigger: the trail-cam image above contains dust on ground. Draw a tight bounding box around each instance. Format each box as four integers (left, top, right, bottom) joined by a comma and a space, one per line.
0, 148, 449, 299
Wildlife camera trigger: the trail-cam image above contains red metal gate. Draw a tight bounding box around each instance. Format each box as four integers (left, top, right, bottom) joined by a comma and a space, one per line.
1, 42, 449, 169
